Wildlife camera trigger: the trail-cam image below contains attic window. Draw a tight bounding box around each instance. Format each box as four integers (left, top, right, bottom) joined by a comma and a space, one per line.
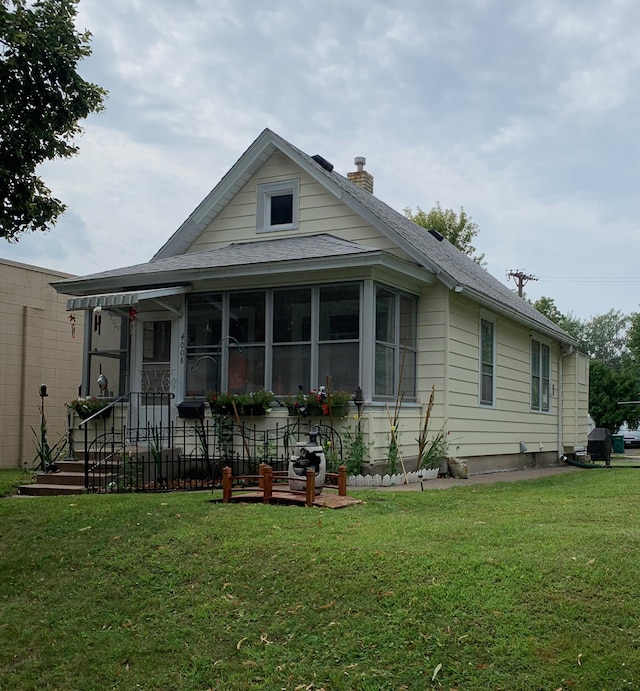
257, 179, 299, 232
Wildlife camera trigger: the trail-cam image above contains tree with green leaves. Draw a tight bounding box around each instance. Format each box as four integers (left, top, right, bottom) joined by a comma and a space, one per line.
532, 297, 640, 431
404, 202, 486, 266
588, 360, 640, 431
0, 0, 106, 241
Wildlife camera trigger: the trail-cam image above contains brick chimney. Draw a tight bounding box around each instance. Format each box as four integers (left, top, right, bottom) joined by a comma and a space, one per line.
347, 156, 373, 194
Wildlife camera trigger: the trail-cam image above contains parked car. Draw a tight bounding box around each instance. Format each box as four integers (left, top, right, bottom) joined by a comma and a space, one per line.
619, 425, 640, 447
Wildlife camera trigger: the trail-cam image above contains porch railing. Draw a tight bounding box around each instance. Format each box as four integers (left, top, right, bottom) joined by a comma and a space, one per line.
75, 393, 342, 493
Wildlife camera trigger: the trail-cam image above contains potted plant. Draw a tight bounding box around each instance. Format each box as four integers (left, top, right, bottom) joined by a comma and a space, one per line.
282, 388, 352, 417
67, 396, 112, 420
207, 390, 275, 416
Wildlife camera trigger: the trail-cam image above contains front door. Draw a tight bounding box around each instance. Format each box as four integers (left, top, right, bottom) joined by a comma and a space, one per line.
131, 318, 176, 435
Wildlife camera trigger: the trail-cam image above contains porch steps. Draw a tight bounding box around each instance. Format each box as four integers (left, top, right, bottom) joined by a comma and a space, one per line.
17, 458, 118, 497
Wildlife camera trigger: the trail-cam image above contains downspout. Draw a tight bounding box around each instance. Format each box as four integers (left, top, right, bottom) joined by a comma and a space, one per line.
18, 306, 28, 462
559, 345, 574, 459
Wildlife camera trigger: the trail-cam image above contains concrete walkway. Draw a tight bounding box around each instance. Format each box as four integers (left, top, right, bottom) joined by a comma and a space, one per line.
376, 464, 585, 491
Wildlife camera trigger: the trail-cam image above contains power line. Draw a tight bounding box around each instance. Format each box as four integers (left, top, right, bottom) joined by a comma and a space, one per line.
534, 276, 640, 283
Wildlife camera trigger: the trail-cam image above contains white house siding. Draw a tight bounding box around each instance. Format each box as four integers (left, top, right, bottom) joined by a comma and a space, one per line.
444, 293, 563, 471
561, 350, 589, 452
187, 152, 409, 260
0, 260, 83, 468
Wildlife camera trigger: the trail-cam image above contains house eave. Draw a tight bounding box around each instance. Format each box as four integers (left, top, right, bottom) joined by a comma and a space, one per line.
460, 286, 578, 346
53, 251, 436, 298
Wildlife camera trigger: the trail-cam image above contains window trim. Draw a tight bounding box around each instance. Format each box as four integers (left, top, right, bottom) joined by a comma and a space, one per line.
256, 179, 299, 232
479, 315, 496, 407
374, 284, 418, 400
531, 336, 551, 413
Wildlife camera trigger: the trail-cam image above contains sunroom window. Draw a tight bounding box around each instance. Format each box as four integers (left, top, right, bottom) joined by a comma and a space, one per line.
187, 285, 359, 396
374, 286, 417, 398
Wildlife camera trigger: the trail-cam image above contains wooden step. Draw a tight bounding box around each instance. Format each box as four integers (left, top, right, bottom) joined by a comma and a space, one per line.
36, 471, 86, 486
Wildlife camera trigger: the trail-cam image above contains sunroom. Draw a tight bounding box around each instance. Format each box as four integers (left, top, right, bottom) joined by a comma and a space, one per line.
54, 235, 433, 486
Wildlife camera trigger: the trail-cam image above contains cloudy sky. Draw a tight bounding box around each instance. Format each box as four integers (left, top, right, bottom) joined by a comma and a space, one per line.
2, 0, 640, 320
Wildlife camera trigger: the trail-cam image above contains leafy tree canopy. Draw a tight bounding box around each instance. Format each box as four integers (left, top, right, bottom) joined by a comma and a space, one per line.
589, 360, 640, 431
404, 202, 486, 266
0, 0, 106, 241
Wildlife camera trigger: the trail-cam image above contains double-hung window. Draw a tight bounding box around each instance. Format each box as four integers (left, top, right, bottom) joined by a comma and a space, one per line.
531, 338, 550, 412
480, 317, 495, 406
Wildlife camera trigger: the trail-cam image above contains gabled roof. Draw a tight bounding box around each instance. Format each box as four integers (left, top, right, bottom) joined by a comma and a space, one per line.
151, 128, 574, 345
54, 128, 574, 345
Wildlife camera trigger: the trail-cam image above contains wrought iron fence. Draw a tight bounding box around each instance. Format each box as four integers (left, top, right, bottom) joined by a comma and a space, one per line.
78, 393, 342, 493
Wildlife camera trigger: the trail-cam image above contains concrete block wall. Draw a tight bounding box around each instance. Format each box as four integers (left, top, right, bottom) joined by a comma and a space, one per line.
0, 259, 83, 468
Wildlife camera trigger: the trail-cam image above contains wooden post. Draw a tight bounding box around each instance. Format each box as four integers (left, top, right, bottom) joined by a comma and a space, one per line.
263, 465, 272, 503
222, 466, 232, 503
338, 464, 347, 496
259, 463, 267, 489
305, 469, 315, 507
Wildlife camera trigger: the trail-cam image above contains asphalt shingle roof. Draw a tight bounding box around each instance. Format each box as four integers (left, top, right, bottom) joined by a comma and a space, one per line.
54, 128, 573, 344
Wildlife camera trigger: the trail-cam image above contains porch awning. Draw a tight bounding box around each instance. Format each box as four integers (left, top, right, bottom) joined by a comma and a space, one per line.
65, 285, 191, 311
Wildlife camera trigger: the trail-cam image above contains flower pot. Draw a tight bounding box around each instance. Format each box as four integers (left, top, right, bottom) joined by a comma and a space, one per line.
241, 404, 267, 416
287, 403, 347, 418
78, 407, 111, 421
420, 467, 439, 480
209, 403, 234, 416
177, 401, 205, 419
210, 402, 268, 417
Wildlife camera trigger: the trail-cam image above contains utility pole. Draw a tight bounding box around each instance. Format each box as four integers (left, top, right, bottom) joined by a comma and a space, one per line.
506, 269, 537, 297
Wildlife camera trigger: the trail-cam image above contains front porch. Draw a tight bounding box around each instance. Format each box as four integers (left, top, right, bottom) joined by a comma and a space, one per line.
20, 393, 344, 496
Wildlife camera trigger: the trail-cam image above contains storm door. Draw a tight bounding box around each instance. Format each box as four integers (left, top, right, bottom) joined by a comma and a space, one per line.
131, 318, 176, 436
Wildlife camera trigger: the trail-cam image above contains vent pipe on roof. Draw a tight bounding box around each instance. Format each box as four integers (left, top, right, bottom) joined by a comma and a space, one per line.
312, 154, 334, 172
347, 156, 374, 194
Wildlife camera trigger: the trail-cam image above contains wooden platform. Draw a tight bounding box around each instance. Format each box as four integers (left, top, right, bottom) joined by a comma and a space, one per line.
213, 488, 362, 509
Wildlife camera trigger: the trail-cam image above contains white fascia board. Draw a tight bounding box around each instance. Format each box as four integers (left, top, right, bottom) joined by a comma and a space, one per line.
153, 131, 279, 260
261, 134, 459, 289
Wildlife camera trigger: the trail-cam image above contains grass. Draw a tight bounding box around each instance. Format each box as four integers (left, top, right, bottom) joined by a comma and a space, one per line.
1, 470, 640, 689
0, 469, 35, 498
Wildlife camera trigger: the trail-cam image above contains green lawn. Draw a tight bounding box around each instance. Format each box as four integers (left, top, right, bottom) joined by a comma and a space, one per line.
0, 469, 35, 498
1, 469, 639, 690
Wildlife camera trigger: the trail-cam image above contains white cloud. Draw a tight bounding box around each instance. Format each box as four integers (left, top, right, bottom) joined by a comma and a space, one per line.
3, 0, 640, 320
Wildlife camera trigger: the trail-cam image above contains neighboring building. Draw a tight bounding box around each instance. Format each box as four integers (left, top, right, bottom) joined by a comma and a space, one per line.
0, 259, 83, 468
52, 129, 589, 474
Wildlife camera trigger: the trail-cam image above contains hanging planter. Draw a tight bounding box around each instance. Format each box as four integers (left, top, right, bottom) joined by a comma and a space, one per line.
283, 390, 352, 418
206, 390, 274, 417
67, 397, 112, 420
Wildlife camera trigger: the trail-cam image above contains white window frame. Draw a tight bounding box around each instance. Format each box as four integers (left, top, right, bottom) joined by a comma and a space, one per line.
256, 179, 299, 233
531, 337, 551, 413
373, 285, 418, 400
479, 314, 496, 407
